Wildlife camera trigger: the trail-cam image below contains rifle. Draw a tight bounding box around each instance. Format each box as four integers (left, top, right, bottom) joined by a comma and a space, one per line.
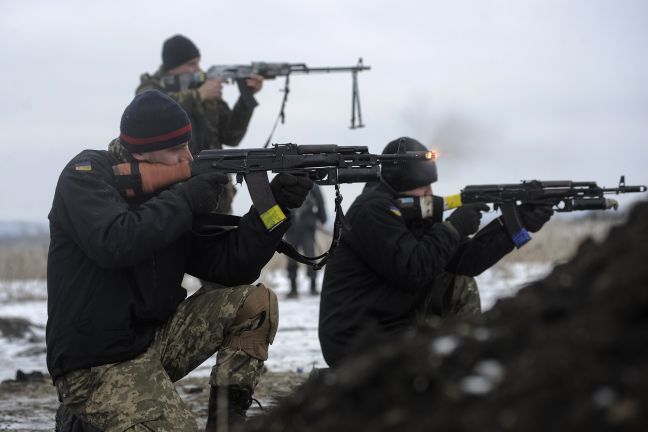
443, 176, 646, 248
113, 143, 435, 268
161, 59, 371, 136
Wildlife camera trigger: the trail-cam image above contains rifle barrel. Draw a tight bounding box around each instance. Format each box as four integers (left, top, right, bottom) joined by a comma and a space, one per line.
602, 185, 647, 193
290, 66, 371, 74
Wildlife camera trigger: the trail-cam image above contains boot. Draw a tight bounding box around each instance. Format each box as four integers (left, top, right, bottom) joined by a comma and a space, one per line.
55, 403, 103, 432
205, 385, 253, 431
310, 278, 319, 295
286, 278, 299, 299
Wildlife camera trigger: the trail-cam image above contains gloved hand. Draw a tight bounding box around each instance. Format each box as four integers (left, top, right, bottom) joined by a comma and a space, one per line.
270, 173, 314, 210
446, 203, 489, 237
518, 203, 554, 232
179, 173, 229, 215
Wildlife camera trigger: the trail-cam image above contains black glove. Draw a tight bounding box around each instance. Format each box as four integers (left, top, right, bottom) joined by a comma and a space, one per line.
270, 173, 314, 210
179, 173, 229, 215
446, 203, 489, 237
518, 203, 554, 233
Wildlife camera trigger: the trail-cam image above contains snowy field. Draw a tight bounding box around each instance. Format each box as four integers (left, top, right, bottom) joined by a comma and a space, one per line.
0, 263, 552, 382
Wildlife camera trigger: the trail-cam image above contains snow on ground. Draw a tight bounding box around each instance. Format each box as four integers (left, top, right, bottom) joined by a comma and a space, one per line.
0, 262, 552, 382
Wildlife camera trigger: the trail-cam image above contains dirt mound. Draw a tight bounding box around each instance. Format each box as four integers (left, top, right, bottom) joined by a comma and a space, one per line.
245, 201, 648, 432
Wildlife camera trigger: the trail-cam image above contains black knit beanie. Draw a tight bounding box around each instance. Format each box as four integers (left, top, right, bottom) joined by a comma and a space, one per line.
381, 137, 438, 192
120, 90, 192, 153
162, 35, 200, 71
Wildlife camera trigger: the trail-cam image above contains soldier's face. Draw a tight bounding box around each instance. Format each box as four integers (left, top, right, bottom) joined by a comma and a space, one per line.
132, 143, 193, 165
167, 57, 201, 75
401, 184, 433, 197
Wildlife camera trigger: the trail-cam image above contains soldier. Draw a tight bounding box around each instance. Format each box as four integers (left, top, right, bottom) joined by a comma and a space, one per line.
318, 137, 553, 367
47, 90, 313, 431
136, 34, 263, 214
284, 184, 328, 298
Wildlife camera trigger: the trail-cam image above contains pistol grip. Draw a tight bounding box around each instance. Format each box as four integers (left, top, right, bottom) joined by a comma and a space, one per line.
236, 78, 259, 109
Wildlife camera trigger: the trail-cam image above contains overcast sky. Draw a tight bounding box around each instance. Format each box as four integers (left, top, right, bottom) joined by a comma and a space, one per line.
1, 0, 646, 223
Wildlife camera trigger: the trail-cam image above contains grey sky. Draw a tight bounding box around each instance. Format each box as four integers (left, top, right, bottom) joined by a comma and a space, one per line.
1, 0, 646, 222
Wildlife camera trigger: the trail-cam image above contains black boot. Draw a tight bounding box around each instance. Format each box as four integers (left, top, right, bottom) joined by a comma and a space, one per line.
287, 278, 299, 299
205, 385, 253, 431
310, 280, 318, 295
55, 403, 102, 432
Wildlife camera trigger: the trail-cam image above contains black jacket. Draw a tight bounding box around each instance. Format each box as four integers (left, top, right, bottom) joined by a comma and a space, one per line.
46, 149, 287, 379
318, 183, 514, 366
285, 185, 327, 242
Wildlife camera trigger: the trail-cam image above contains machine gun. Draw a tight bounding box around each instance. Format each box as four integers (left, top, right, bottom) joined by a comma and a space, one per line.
443, 176, 646, 248
161, 59, 370, 135
113, 143, 435, 268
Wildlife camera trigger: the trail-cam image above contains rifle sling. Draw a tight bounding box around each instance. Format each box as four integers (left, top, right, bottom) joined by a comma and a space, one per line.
192, 184, 349, 270
263, 74, 291, 148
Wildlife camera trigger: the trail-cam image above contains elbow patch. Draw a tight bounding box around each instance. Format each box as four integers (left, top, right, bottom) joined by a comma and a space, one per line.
222, 283, 279, 361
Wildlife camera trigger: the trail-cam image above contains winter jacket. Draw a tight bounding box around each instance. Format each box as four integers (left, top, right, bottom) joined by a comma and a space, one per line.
46, 149, 287, 379
285, 185, 327, 243
318, 183, 514, 366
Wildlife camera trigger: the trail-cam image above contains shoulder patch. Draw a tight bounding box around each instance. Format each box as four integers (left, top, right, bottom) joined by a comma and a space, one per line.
74, 161, 92, 171
388, 205, 402, 217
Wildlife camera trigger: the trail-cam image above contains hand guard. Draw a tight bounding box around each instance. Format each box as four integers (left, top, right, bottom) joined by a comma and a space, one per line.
518, 203, 554, 233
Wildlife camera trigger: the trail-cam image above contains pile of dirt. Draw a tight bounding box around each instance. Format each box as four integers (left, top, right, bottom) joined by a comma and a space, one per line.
245, 201, 648, 432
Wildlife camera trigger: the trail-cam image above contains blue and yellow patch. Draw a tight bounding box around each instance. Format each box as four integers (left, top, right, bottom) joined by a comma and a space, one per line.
389, 205, 402, 217
74, 161, 92, 171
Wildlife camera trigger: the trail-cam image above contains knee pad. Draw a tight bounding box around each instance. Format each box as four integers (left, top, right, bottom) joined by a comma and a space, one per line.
223, 284, 279, 360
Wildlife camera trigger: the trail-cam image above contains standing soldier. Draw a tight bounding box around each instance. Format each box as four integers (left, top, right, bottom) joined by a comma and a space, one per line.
284, 185, 328, 298
136, 34, 264, 213
48, 90, 313, 431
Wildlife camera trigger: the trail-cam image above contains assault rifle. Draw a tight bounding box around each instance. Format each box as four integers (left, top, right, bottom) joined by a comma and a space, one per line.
161, 59, 370, 133
113, 143, 435, 268
443, 176, 646, 248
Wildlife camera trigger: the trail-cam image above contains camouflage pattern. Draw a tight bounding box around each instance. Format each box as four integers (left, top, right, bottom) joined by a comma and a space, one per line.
136, 67, 254, 214
214, 180, 237, 215
55, 283, 274, 431
415, 272, 481, 327
443, 275, 481, 318
107, 138, 134, 163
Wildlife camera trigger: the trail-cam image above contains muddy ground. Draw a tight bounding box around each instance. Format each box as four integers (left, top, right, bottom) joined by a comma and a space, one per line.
245, 201, 648, 432
0, 369, 308, 431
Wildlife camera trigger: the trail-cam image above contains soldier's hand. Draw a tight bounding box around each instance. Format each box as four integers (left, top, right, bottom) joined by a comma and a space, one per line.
246, 74, 264, 94
446, 203, 489, 237
270, 173, 314, 210
518, 203, 554, 233
179, 173, 229, 215
198, 79, 223, 101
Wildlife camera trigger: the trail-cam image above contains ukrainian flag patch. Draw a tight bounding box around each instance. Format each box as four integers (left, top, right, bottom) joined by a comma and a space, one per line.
74, 161, 92, 171
389, 205, 402, 217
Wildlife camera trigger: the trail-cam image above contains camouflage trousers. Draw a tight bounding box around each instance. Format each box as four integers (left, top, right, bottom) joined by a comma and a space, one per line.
414, 272, 481, 327
55, 283, 272, 432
